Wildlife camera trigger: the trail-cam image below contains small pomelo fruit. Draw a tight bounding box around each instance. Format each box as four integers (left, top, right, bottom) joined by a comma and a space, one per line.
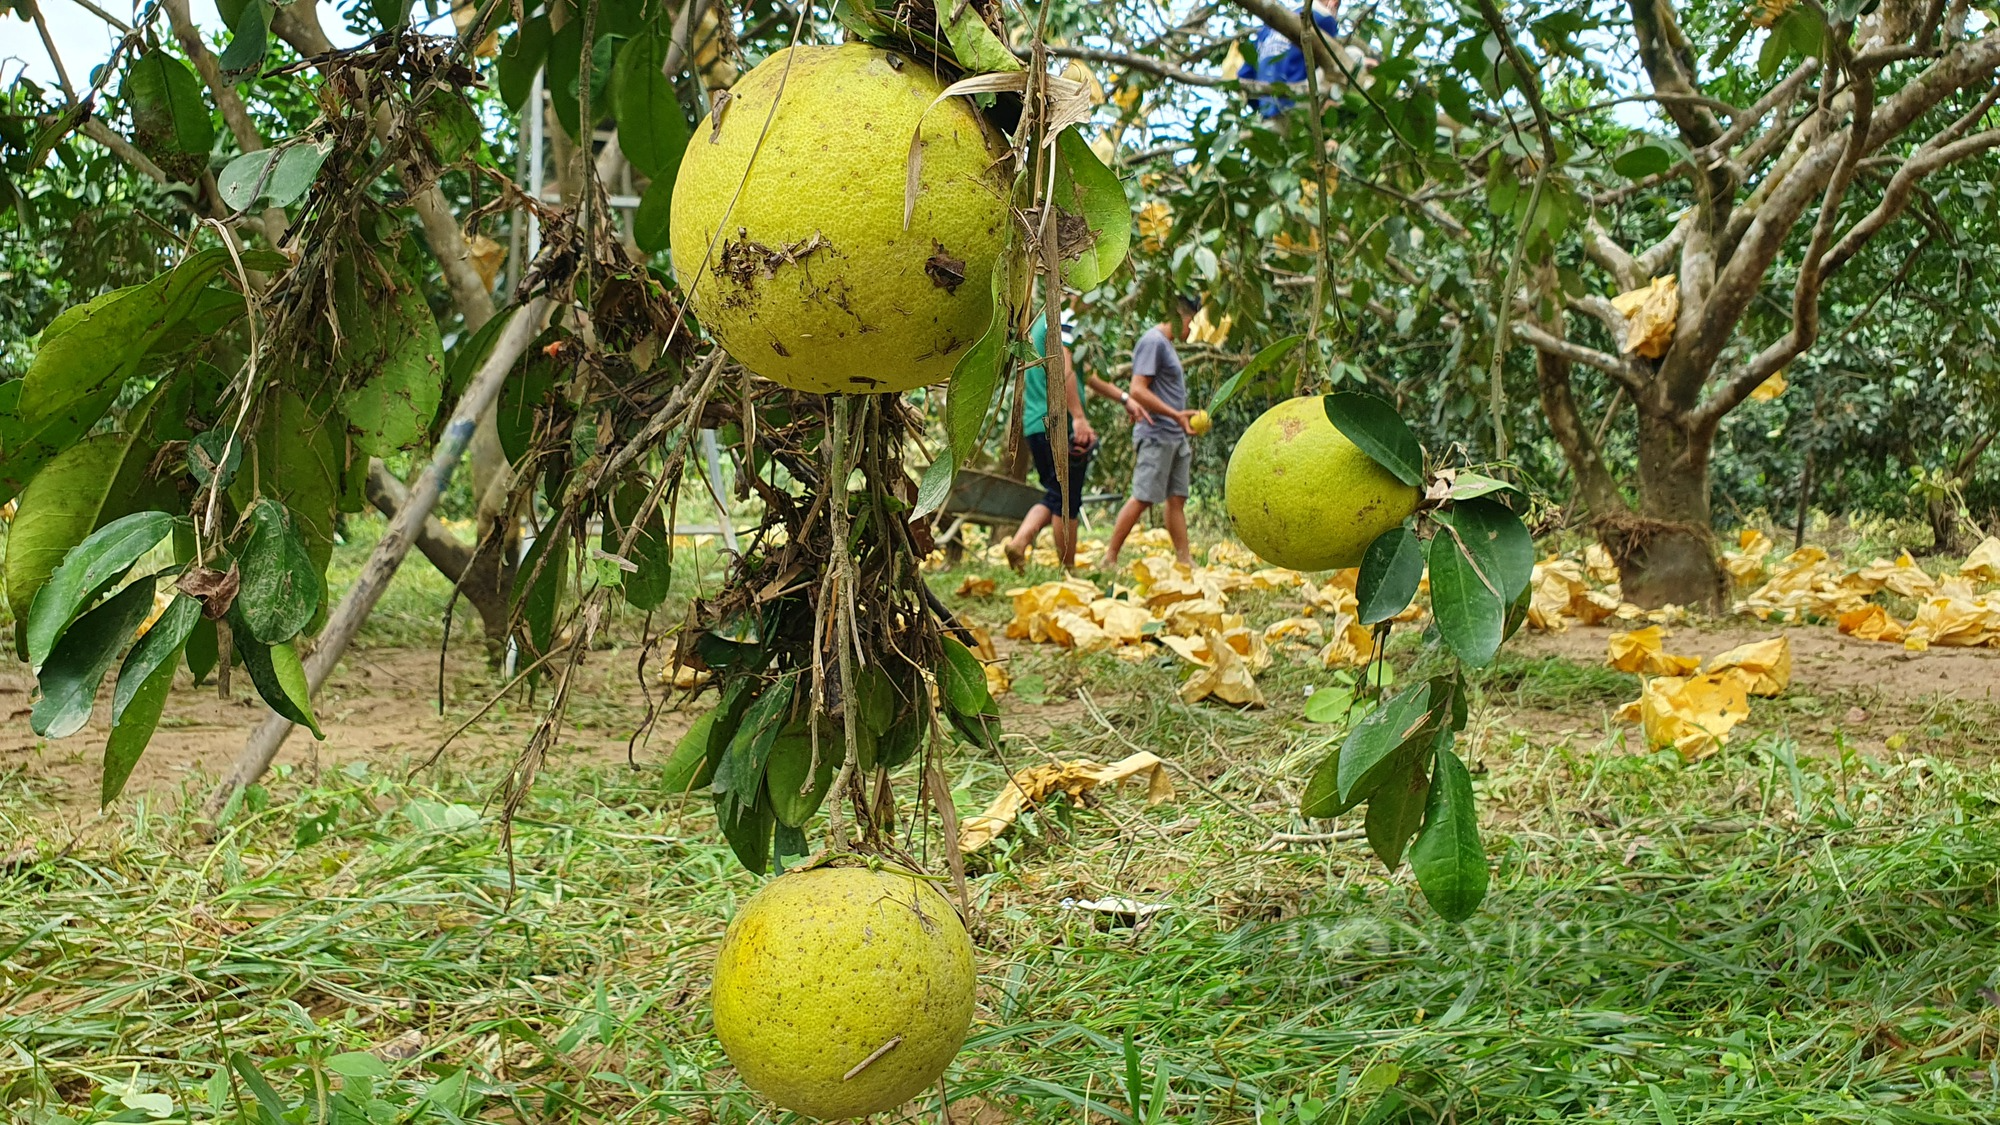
1225, 396, 1419, 571
712, 865, 976, 1119
1185, 409, 1212, 436
671, 43, 1009, 394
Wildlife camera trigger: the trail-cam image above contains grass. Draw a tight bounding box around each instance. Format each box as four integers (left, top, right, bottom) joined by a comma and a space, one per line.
5, 528, 2000, 1124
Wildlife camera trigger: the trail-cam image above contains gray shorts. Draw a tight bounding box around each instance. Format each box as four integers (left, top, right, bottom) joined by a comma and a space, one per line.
1132, 436, 1191, 504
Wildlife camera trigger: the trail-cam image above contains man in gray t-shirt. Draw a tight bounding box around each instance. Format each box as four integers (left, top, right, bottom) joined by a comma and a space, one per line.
1102, 294, 1203, 569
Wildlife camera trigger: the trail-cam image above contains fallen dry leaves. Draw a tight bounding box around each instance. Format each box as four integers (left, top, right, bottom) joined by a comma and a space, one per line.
959, 751, 1174, 851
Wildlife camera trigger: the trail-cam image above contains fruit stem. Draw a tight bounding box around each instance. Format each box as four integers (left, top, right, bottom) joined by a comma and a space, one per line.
826, 393, 863, 852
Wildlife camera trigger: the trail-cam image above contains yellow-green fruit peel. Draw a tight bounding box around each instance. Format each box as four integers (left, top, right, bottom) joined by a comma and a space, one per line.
671, 44, 1009, 394
712, 865, 976, 1119
1225, 395, 1420, 572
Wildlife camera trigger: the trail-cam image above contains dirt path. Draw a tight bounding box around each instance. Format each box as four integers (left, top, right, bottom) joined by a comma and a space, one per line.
0, 642, 694, 808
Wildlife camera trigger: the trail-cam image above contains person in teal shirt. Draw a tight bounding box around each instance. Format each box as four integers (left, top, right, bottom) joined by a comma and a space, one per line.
1004, 310, 1142, 571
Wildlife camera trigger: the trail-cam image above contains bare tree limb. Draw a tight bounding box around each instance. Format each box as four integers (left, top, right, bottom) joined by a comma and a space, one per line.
1628, 0, 1725, 147
1512, 320, 1649, 398
78, 118, 171, 185
1021, 42, 1275, 94
1693, 32, 2000, 382
1635, 208, 1696, 279
1584, 219, 1642, 291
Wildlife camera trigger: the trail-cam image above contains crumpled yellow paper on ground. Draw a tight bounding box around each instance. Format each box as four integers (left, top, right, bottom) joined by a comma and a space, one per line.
1961, 536, 2000, 583
1616, 672, 1751, 760
957, 574, 997, 597
1838, 603, 1905, 642
1902, 594, 2000, 649
1180, 629, 1267, 707
1853, 552, 1937, 599
1722, 528, 1774, 586
1611, 275, 1679, 359
1607, 626, 1701, 675
1317, 613, 1377, 668
959, 751, 1174, 851
1703, 636, 1790, 696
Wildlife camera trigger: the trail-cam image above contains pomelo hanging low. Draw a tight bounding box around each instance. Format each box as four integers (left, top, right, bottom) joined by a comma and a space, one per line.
671, 43, 1010, 394
1225, 395, 1420, 572
711, 864, 976, 1119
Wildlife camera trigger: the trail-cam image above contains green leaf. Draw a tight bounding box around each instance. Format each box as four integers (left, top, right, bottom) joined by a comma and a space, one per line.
914, 263, 1009, 518
1363, 732, 1435, 868
332, 255, 445, 456
1302, 685, 1355, 724
604, 482, 672, 610
512, 533, 567, 664
546, 25, 615, 139
716, 786, 775, 874
32, 576, 156, 739
1322, 392, 1424, 487
1427, 515, 1505, 668
1408, 745, 1487, 922
663, 711, 720, 794
766, 721, 841, 827
613, 32, 692, 181
634, 175, 673, 254
217, 0, 270, 82
325, 1052, 391, 1080
935, 0, 1023, 73
188, 428, 243, 488
1354, 525, 1422, 625
5, 431, 165, 655
497, 331, 564, 464
237, 634, 324, 738
1611, 141, 1674, 180
23, 510, 176, 672
369, 0, 411, 30
17, 248, 242, 443
424, 94, 483, 164
497, 16, 552, 113
1209, 334, 1303, 413
123, 50, 215, 165
441, 304, 519, 416
0, 377, 119, 506
217, 138, 332, 212
1440, 470, 1523, 503
103, 595, 199, 805
939, 635, 998, 718
1446, 497, 1533, 601
236, 498, 324, 644
1051, 126, 1129, 289
186, 615, 219, 684
231, 389, 340, 599
229, 1052, 293, 1125
1333, 682, 1436, 812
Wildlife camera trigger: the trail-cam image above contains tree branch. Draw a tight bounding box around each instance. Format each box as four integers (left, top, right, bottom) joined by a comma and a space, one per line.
1530, 275, 1626, 516
1512, 319, 1648, 398
1628, 0, 1725, 147
1692, 31, 2000, 384
1635, 208, 1695, 279
1023, 43, 1274, 94
1584, 219, 1642, 291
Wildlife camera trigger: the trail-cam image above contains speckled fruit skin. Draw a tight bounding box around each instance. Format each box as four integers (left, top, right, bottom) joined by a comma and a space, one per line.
711, 865, 976, 1119
671, 43, 1009, 394
1225, 395, 1419, 572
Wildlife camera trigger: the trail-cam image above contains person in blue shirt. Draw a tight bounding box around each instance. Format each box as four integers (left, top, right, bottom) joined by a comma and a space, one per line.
1240, 0, 1345, 118
1003, 310, 1141, 572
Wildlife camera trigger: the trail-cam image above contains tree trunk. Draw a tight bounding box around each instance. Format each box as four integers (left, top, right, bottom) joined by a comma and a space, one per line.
1601, 409, 1728, 611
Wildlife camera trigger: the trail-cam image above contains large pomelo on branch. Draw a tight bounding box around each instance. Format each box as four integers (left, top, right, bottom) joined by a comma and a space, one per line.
671, 43, 1010, 394
711, 864, 976, 1119
1225, 396, 1419, 572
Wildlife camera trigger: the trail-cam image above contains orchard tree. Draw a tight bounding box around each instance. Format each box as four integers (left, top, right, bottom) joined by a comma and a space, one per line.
1058, 0, 2000, 606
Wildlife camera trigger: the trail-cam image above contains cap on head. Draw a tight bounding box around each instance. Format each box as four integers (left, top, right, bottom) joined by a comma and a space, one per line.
1175, 291, 1202, 315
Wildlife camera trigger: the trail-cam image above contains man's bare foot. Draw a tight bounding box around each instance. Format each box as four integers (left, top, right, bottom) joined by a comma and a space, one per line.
1004, 540, 1028, 573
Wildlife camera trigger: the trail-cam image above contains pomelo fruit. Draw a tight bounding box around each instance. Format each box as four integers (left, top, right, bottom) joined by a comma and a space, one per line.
711, 864, 976, 1119
1185, 409, 1212, 436
671, 43, 1009, 394
1225, 396, 1419, 571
